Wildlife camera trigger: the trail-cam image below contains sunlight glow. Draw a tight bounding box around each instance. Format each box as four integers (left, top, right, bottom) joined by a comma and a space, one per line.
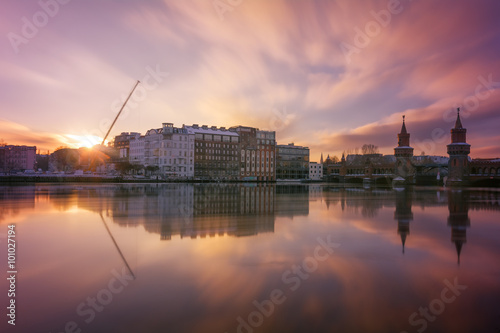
64, 134, 103, 149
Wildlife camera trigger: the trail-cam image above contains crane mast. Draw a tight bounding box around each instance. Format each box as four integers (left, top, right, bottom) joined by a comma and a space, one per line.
101, 80, 140, 146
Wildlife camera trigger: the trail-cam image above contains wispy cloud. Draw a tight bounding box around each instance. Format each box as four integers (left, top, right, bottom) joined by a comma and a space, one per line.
1, 0, 499, 160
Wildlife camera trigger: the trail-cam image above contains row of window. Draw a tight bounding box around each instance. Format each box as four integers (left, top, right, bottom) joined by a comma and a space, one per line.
162, 142, 193, 149
256, 132, 275, 139
159, 158, 193, 165
196, 170, 239, 175
162, 166, 193, 172
195, 162, 238, 168
241, 156, 274, 163
278, 148, 309, 155
256, 140, 275, 145
160, 150, 193, 157
196, 142, 238, 148
242, 150, 274, 157
195, 134, 239, 142
196, 148, 237, 155
241, 162, 274, 169
196, 156, 238, 161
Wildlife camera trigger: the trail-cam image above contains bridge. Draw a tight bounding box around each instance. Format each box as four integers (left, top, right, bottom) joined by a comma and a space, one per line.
324, 155, 500, 186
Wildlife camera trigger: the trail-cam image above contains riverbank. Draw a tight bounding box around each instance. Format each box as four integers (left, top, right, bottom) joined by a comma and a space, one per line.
0, 175, 272, 184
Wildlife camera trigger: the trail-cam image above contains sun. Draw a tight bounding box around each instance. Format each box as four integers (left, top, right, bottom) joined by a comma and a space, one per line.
65, 134, 103, 149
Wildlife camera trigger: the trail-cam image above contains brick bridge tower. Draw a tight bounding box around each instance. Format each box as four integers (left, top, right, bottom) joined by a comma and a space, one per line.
394, 116, 414, 183
446, 108, 471, 186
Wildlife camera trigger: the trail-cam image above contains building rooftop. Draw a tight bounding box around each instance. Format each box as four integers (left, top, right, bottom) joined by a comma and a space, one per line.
277, 143, 309, 149
184, 125, 239, 136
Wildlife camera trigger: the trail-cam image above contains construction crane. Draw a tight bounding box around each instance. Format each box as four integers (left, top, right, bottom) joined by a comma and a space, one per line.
101, 80, 141, 146
89, 80, 140, 172
98, 81, 141, 279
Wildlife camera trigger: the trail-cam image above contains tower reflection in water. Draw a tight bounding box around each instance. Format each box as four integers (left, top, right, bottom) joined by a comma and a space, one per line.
62, 183, 500, 265
391, 188, 474, 263
447, 190, 471, 265
394, 189, 413, 254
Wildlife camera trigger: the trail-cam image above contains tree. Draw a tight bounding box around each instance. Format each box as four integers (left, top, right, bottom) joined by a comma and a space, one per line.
51, 147, 79, 171
362, 144, 379, 155
115, 161, 134, 175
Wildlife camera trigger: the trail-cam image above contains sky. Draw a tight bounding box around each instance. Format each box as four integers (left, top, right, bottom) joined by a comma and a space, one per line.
1, 0, 500, 161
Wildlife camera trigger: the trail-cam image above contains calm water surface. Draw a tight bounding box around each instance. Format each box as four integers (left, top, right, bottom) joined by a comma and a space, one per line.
1, 184, 499, 333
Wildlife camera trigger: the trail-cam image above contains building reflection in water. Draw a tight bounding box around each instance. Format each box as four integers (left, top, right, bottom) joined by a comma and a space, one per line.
394, 189, 413, 253
4, 184, 500, 333
76, 184, 311, 241
27, 183, 500, 265
0, 186, 36, 222
159, 184, 277, 240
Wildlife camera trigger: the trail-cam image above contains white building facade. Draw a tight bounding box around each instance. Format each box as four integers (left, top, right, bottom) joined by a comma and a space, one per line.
129, 134, 145, 165
309, 162, 323, 180
129, 123, 194, 179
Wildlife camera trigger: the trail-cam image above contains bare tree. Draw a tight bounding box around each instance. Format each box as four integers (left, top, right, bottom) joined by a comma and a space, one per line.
362, 144, 379, 155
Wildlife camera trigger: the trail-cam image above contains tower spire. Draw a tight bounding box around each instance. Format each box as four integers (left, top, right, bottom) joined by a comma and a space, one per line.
401, 115, 407, 134
454, 107, 463, 129
394, 115, 413, 157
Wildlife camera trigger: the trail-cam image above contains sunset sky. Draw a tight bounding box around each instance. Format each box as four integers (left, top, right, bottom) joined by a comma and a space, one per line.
1, 0, 500, 161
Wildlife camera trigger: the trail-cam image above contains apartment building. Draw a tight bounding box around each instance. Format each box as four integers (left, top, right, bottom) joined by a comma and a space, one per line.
230, 126, 276, 181
129, 123, 194, 178
0, 145, 36, 172
184, 124, 239, 180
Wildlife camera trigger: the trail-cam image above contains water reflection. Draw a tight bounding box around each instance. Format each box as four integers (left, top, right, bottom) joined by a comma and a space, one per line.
1, 184, 500, 333
394, 188, 413, 254
448, 190, 471, 265
1, 184, 499, 261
